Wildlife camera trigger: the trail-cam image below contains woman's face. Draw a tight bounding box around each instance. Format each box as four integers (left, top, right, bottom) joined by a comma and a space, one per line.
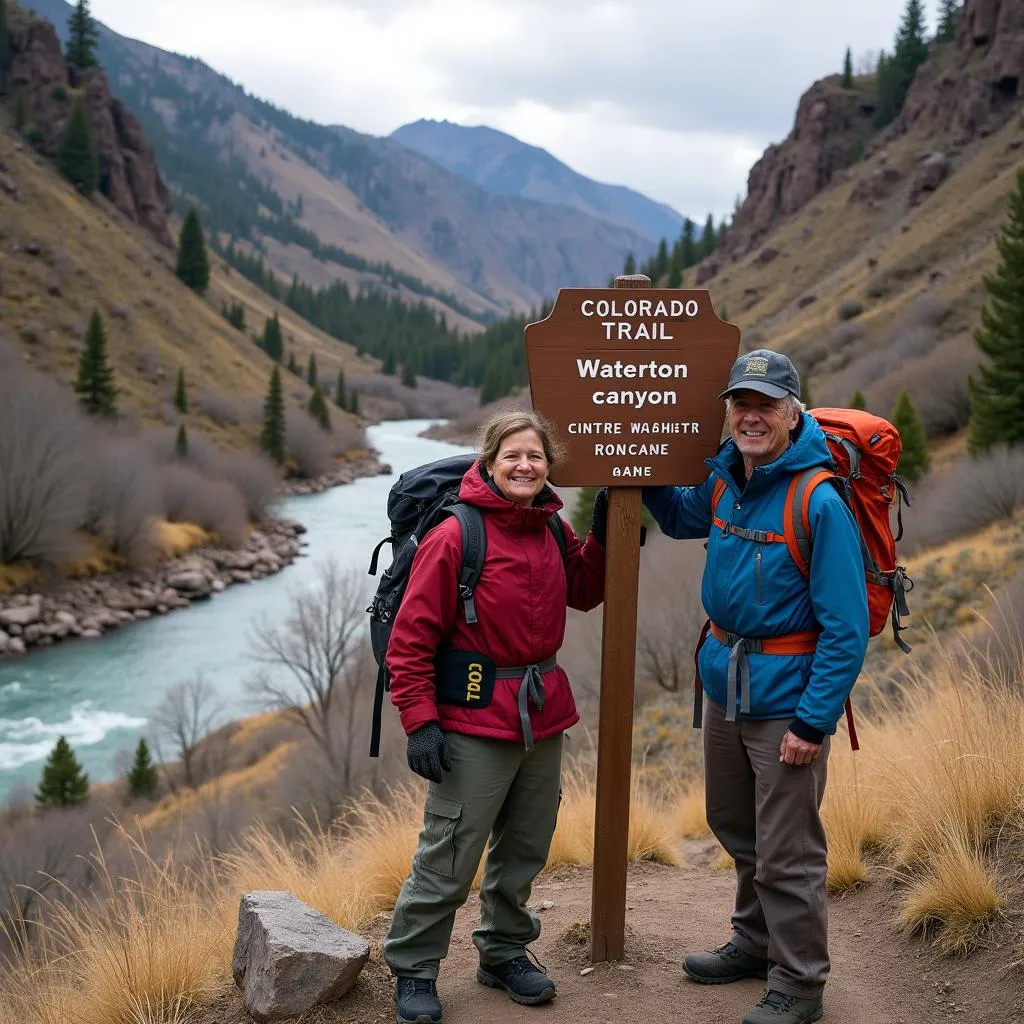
487, 428, 550, 505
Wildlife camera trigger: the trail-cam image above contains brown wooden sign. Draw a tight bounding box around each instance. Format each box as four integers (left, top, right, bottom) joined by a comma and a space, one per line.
524, 285, 740, 487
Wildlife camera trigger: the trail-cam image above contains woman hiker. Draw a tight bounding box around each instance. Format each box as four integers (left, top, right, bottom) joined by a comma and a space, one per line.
382, 410, 608, 1024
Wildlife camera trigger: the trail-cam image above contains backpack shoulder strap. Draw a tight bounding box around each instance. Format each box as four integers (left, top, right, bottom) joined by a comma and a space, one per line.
448, 502, 487, 624
547, 514, 568, 564
783, 468, 835, 578
711, 477, 728, 513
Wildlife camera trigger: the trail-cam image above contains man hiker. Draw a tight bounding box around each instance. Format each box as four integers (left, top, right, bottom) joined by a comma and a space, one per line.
641, 349, 869, 1024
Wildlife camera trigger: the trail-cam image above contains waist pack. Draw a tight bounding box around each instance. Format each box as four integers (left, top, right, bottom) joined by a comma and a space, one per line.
366, 453, 567, 756
701, 407, 915, 750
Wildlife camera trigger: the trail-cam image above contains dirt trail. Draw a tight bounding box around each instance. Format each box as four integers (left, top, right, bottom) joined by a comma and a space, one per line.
214, 840, 1024, 1024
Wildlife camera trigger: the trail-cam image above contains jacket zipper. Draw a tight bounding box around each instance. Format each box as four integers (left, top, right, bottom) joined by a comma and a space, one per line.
755, 544, 764, 604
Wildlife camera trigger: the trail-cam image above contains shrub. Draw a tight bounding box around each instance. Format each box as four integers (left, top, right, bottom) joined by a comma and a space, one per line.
864, 272, 893, 299
159, 463, 247, 547
837, 298, 864, 321
196, 389, 241, 426
900, 447, 1024, 554
285, 409, 332, 478
0, 367, 88, 565
217, 452, 279, 521
831, 321, 865, 350
80, 434, 161, 565
330, 417, 369, 454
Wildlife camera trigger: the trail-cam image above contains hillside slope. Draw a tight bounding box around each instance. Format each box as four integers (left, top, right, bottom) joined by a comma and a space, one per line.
391, 118, 684, 243
27, 0, 653, 318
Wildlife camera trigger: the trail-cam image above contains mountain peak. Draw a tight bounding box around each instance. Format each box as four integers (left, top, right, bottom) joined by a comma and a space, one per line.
391, 119, 683, 243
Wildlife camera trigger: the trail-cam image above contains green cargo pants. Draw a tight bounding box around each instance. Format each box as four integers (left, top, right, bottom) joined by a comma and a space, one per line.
383, 730, 563, 979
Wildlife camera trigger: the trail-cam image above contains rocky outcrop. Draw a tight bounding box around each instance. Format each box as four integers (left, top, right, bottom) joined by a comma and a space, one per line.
278, 453, 391, 497
723, 80, 877, 255
232, 891, 369, 1022
897, 0, 1024, 143
0, 517, 307, 658
4, 8, 172, 247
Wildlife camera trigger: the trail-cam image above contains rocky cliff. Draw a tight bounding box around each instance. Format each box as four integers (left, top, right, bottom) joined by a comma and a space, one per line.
4, 5, 172, 247
720, 0, 1023, 260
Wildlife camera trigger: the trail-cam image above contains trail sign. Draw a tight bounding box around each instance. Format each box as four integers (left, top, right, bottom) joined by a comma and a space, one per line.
524, 275, 739, 964
524, 283, 740, 487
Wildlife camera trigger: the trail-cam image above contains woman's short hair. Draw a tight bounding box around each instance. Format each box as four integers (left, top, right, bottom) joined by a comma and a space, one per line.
478, 409, 565, 469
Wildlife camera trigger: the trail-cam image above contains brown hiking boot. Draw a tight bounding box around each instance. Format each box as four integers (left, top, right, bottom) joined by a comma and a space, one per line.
741, 990, 823, 1023
683, 940, 770, 984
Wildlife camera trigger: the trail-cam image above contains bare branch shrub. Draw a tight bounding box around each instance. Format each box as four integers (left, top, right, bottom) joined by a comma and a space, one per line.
330, 418, 369, 456
900, 447, 1024, 555
159, 463, 248, 547
831, 321, 865, 350
285, 409, 333, 478
837, 299, 864, 322
0, 366, 88, 565
152, 674, 225, 792
246, 559, 369, 808
636, 538, 709, 693
197, 389, 241, 426
865, 338, 979, 435
217, 452, 280, 521
79, 434, 161, 564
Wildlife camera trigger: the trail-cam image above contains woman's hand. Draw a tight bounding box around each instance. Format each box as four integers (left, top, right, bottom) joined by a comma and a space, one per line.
407, 722, 452, 784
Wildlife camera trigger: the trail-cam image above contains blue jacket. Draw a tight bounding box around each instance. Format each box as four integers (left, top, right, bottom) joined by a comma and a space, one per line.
643, 414, 868, 740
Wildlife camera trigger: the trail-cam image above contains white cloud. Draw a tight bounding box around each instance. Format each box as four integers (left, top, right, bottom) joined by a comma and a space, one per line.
89, 0, 917, 221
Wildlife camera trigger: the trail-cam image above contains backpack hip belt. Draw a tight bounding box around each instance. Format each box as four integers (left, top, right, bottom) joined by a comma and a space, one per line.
691, 620, 860, 750
494, 656, 558, 751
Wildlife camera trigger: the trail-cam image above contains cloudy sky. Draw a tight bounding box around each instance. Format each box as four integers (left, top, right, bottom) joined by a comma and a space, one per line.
90, 0, 922, 221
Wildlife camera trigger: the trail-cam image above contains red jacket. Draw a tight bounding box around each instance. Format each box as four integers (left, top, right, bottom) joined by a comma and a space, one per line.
386, 463, 606, 743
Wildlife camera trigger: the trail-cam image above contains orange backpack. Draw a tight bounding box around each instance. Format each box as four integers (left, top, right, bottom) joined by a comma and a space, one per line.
706, 407, 914, 749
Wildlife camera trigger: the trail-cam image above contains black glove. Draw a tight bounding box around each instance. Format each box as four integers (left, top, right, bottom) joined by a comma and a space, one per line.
406, 722, 452, 784
591, 487, 647, 547
591, 487, 608, 546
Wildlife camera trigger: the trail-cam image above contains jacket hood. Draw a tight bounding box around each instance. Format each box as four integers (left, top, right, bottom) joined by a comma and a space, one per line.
709, 413, 834, 494
458, 461, 564, 529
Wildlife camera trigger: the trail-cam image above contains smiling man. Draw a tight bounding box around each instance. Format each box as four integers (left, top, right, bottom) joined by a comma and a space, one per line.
641, 349, 868, 1024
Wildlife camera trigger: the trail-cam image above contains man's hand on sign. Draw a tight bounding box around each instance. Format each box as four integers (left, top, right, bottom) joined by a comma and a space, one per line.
779, 731, 822, 767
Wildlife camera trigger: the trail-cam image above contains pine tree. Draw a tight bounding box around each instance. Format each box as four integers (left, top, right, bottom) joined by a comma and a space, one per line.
877, 1, 928, 127
65, 0, 99, 72
850, 388, 867, 410
306, 352, 318, 388
174, 422, 189, 459
127, 738, 158, 799
381, 350, 396, 376
667, 248, 683, 288
699, 214, 717, 259
936, 0, 961, 42
175, 204, 210, 294
681, 218, 697, 268
800, 375, 813, 408
891, 388, 931, 482
401, 352, 418, 389
0, 0, 12, 90
35, 736, 89, 809
58, 97, 98, 196
334, 368, 347, 409
174, 367, 188, 413
260, 366, 286, 462
307, 386, 331, 431
74, 309, 117, 418
968, 167, 1024, 453
349, 388, 360, 417
262, 314, 283, 362
287, 351, 300, 376
623, 252, 636, 276
13, 90, 26, 133
842, 46, 854, 88
654, 239, 669, 281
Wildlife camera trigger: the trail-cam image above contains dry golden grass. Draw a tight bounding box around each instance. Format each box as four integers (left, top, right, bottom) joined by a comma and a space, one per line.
153, 520, 214, 560
0, 562, 40, 594
675, 785, 710, 839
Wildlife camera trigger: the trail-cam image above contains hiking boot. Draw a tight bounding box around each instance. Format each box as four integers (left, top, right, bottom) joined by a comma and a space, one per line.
741, 990, 823, 1023
394, 976, 443, 1024
683, 940, 770, 984
476, 955, 557, 1005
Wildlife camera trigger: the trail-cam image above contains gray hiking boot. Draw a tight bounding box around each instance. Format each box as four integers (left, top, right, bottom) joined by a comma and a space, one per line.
741, 990, 823, 1023
394, 977, 443, 1024
683, 940, 770, 984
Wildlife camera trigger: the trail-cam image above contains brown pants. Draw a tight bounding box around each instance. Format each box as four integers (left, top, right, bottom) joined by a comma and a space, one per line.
703, 697, 831, 999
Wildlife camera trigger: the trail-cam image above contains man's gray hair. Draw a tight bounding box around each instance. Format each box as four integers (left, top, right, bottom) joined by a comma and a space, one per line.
725, 394, 806, 416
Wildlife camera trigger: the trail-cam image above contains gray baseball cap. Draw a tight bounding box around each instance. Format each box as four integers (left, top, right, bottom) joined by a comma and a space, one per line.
719, 348, 801, 400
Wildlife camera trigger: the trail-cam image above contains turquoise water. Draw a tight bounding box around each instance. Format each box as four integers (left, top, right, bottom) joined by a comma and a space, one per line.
0, 420, 475, 799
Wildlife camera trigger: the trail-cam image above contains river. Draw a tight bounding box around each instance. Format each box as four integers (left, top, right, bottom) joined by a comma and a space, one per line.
0, 419, 475, 801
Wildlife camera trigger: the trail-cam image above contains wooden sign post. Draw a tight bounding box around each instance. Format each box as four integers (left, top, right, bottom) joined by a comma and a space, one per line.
524, 274, 739, 963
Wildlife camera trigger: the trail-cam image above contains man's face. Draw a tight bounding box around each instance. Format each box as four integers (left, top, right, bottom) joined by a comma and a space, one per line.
728, 390, 799, 467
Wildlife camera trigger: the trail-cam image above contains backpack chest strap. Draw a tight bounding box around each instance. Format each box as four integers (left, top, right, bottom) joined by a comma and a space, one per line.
711, 518, 787, 545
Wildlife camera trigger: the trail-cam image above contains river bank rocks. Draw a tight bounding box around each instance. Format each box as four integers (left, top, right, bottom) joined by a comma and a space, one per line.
0, 517, 307, 659
278, 453, 391, 497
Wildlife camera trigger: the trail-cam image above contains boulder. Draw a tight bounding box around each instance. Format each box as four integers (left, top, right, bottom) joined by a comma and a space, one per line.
754, 246, 781, 266
850, 165, 904, 204
909, 152, 951, 205
0, 601, 42, 628
166, 568, 211, 594
232, 891, 370, 1022
7, 637, 26, 656
0, 631, 8, 654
